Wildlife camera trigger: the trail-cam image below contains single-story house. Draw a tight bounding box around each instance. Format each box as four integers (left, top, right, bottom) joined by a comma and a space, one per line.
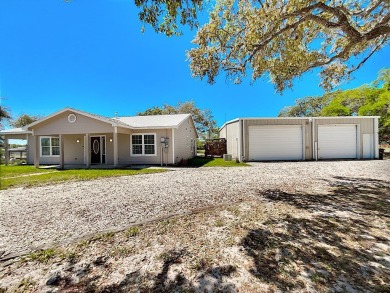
219, 116, 380, 161
1, 108, 197, 168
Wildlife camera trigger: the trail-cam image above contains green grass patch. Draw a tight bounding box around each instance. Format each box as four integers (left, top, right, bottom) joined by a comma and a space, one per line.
0, 168, 165, 190
0, 165, 54, 178
187, 157, 249, 167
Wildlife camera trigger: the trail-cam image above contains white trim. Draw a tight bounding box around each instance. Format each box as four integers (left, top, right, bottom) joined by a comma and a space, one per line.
40, 136, 60, 157
374, 117, 379, 159
130, 133, 157, 157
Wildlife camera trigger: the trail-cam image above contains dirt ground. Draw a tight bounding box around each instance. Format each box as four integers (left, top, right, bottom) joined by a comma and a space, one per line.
1, 174, 389, 292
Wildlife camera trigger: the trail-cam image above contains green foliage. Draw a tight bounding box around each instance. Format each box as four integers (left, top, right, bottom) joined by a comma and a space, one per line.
278, 69, 390, 143
126, 226, 141, 237
137, 101, 218, 139
135, 0, 203, 36
187, 0, 389, 92
11, 114, 39, 128
23, 248, 58, 263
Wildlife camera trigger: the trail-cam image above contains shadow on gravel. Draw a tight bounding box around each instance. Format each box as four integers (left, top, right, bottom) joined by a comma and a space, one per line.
240, 176, 390, 291
36, 177, 390, 292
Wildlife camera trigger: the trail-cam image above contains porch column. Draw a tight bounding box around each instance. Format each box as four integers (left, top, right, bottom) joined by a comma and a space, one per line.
113, 127, 118, 167
85, 133, 90, 168
4, 136, 9, 165
59, 134, 64, 169
34, 135, 40, 168
25, 134, 29, 164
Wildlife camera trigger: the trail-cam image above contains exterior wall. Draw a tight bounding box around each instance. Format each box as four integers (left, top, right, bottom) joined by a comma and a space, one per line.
173, 117, 197, 163
244, 118, 310, 160
313, 117, 376, 159
63, 134, 85, 165
220, 117, 378, 161
117, 129, 173, 165
220, 120, 240, 159
31, 110, 114, 135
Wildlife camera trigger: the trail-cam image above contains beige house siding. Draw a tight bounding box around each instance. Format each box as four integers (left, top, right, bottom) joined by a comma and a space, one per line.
220, 120, 240, 159
63, 135, 85, 165
117, 129, 173, 165
32, 111, 114, 135
174, 117, 197, 163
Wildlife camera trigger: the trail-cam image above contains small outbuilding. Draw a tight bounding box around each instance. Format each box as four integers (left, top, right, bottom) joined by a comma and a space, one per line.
219, 117, 380, 161
1, 108, 197, 168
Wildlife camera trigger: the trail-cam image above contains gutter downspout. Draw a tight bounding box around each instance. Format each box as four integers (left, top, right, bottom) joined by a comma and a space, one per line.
374, 117, 379, 159
172, 128, 175, 165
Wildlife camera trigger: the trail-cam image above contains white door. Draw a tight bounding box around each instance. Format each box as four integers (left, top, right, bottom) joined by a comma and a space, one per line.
363, 134, 373, 159
248, 125, 304, 161
318, 125, 357, 159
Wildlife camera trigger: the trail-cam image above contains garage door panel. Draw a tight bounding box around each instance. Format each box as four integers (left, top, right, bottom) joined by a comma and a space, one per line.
318, 125, 357, 159
249, 125, 303, 161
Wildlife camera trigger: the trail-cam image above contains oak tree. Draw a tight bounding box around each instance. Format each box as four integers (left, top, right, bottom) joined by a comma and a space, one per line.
187, 0, 390, 92
279, 69, 390, 143
137, 101, 218, 138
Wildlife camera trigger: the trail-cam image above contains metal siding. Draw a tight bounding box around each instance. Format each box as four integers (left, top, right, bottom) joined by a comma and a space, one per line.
318, 125, 357, 159
314, 117, 374, 159
248, 125, 304, 161
219, 121, 240, 159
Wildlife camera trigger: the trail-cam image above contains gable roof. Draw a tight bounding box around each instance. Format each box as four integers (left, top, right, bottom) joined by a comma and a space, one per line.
0, 108, 195, 135
25, 107, 130, 129
114, 114, 191, 129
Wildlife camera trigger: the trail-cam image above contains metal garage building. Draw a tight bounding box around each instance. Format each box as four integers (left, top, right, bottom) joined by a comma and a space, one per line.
219, 117, 379, 162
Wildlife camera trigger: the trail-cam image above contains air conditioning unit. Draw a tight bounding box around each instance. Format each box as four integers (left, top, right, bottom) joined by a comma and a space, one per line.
223, 154, 232, 161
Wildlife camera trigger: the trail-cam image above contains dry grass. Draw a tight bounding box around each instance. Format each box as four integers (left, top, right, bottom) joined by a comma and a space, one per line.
1, 176, 389, 292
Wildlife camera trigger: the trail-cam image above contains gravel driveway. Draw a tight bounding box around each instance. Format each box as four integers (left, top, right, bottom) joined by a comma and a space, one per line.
1, 160, 389, 257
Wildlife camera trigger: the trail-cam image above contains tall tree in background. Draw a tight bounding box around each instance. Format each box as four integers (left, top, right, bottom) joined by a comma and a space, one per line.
186, 0, 389, 92
0, 106, 11, 129
279, 69, 390, 143
137, 101, 218, 139
11, 114, 39, 128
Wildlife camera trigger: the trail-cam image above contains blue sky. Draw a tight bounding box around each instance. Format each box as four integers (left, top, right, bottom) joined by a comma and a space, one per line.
1, 0, 389, 128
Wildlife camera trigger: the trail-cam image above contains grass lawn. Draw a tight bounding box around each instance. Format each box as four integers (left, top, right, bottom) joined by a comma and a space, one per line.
0, 165, 54, 178
0, 167, 166, 190
187, 156, 249, 167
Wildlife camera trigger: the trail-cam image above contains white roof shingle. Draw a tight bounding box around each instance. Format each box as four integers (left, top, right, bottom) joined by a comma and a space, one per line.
114, 114, 191, 129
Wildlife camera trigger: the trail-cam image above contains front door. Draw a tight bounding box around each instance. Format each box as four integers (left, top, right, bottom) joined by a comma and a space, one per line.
91, 136, 106, 164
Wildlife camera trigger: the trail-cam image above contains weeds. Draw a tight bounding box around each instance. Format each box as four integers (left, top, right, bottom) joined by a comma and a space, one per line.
21, 248, 57, 263
126, 226, 141, 237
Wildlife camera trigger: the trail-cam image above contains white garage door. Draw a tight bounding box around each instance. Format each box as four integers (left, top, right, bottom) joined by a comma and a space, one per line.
318, 125, 357, 159
248, 125, 304, 161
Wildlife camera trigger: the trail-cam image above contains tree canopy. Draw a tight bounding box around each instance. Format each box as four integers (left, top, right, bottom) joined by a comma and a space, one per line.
10, 114, 39, 128
137, 101, 218, 139
0, 106, 11, 130
279, 68, 390, 143
178, 0, 389, 92
62, 1, 389, 92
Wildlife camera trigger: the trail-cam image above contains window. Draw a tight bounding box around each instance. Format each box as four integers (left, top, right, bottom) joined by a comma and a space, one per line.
40, 137, 60, 157
131, 134, 156, 156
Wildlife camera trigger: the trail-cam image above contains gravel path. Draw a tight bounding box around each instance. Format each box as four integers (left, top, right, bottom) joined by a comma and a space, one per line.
1, 161, 389, 256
